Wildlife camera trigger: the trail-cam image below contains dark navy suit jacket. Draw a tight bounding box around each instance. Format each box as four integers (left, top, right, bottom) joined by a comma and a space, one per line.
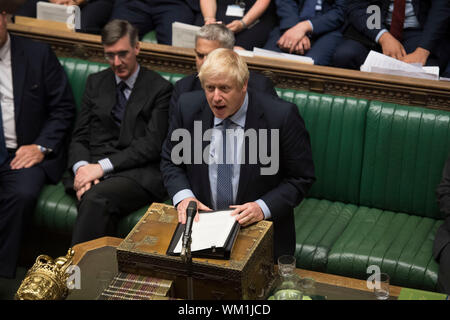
346, 0, 450, 52
10, 35, 75, 183
161, 89, 316, 260
276, 0, 346, 35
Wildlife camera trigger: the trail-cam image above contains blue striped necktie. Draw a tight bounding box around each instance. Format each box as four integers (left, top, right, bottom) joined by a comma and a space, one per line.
216, 118, 233, 210
111, 81, 128, 126
0, 99, 8, 166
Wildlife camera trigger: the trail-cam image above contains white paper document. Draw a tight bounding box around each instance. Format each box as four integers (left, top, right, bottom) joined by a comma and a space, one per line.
360, 50, 439, 80
173, 210, 236, 253
36, 1, 80, 30
253, 47, 314, 65
172, 22, 201, 49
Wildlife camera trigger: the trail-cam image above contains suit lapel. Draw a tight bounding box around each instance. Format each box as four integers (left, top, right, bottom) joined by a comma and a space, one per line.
236, 92, 263, 204
117, 68, 146, 146
197, 100, 214, 207
10, 36, 26, 125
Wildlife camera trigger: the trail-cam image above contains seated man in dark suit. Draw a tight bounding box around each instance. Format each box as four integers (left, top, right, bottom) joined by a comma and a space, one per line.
170, 23, 277, 115
16, 0, 114, 34
333, 0, 450, 74
110, 0, 202, 44
434, 154, 450, 294
264, 0, 346, 66
161, 48, 315, 261
0, 8, 76, 278
65, 19, 172, 245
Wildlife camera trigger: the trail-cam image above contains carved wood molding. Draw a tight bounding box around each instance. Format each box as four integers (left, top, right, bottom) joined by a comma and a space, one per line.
8, 22, 450, 110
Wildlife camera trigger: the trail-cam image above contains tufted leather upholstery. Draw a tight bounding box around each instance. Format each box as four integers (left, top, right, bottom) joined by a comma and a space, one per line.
327, 206, 442, 291
32, 57, 449, 292
360, 102, 450, 218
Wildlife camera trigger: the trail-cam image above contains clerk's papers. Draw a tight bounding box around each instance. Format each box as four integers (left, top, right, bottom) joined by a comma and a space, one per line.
360, 50, 439, 80
253, 47, 314, 64
173, 210, 236, 253
36, 1, 81, 30
172, 22, 201, 48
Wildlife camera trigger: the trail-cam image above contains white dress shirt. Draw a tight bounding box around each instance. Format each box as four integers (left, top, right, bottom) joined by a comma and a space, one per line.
0, 33, 17, 149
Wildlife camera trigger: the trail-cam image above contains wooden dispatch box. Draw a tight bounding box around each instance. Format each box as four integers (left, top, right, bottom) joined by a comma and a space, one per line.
116, 203, 275, 300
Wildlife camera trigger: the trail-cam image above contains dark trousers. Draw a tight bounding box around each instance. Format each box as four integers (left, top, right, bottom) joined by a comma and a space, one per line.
437, 243, 450, 295
332, 29, 449, 75
16, 0, 114, 34
264, 27, 344, 66
70, 176, 152, 246
0, 155, 46, 278
110, 0, 202, 44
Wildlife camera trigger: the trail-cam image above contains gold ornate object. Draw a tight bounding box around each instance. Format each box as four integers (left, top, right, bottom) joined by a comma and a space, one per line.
15, 249, 75, 300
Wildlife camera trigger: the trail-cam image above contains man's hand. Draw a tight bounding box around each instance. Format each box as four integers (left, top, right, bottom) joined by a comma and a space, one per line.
230, 202, 264, 227
76, 179, 100, 200
379, 32, 406, 60
292, 36, 311, 55
73, 163, 104, 191
226, 20, 245, 33
277, 21, 312, 54
10, 145, 44, 170
176, 197, 212, 224
400, 47, 430, 66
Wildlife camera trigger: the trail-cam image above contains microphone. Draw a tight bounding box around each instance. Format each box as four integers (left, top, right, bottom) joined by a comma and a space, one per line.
181, 201, 197, 262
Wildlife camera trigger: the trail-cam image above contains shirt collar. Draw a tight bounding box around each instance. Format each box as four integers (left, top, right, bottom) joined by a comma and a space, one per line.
115, 64, 140, 89
0, 33, 11, 63
214, 92, 248, 128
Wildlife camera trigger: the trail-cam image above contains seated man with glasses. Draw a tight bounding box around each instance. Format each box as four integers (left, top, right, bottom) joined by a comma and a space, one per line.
63, 19, 173, 245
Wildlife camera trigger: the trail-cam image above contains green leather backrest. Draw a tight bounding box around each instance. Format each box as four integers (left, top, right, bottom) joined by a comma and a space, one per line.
59, 57, 109, 111
142, 31, 158, 44
58, 57, 184, 112
360, 102, 450, 218
278, 89, 369, 203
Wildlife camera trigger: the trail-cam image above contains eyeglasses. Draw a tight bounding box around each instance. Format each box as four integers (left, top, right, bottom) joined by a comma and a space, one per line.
104, 50, 130, 61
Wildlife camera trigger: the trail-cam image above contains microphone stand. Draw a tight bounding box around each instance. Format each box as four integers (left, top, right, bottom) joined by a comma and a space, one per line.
181, 236, 194, 299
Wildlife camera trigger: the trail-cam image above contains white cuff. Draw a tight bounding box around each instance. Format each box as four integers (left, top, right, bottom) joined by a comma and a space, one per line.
98, 158, 114, 174
255, 199, 271, 219
173, 189, 196, 207
73, 160, 89, 175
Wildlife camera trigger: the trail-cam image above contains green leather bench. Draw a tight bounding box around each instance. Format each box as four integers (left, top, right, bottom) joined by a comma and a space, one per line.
34, 57, 448, 292
278, 90, 448, 292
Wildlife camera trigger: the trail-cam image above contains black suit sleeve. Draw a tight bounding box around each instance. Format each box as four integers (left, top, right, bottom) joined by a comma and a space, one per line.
68, 73, 96, 168
259, 103, 315, 222
160, 96, 194, 199
437, 155, 450, 231
34, 44, 75, 154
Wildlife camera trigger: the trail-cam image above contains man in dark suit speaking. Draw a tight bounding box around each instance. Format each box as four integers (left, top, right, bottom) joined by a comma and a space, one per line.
161, 48, 315, 260
0, 8, 75, 278
67, 20, 172, 245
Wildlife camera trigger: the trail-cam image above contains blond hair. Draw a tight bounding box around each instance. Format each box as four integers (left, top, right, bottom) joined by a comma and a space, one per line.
198, 48, 249, 89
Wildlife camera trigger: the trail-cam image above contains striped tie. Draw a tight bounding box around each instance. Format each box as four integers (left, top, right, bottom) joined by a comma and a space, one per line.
216, 118, 233, 210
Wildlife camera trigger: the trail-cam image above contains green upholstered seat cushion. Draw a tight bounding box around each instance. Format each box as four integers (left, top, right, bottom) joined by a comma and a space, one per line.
142, 31, 157, 43
278, 90, 369, 204
327, 206, 442, 291
360, 102, 450, 218
294, 198, 358, 272
35, 183, 151, 236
